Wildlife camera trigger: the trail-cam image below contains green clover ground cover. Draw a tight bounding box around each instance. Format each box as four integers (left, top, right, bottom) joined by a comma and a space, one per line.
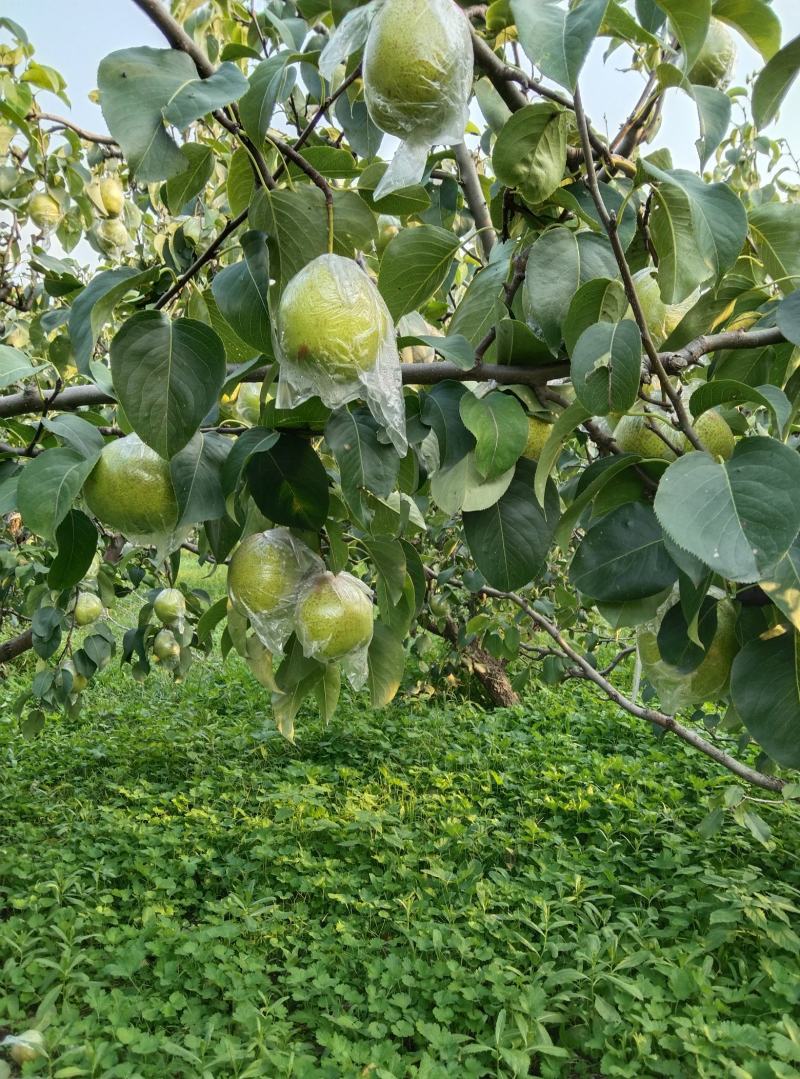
2, 649, 800, 1078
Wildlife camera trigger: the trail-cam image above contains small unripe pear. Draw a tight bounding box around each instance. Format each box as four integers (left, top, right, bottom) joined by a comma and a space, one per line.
153, 628, 180, 662
685, 409, 735, 460
522, 417, 552, 461
99, 176, 124, 216
29, 192, 60, 230
74, 591, 103, 626
153, 588, 186, 625
613, 414, 681, 461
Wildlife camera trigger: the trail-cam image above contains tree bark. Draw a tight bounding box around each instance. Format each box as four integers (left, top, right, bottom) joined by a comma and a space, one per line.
0, 628, 33, 665
428, 616, 519, 708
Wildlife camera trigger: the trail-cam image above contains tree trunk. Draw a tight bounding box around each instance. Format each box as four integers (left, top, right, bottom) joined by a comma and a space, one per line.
426, 616, 519, 708
0, 627, 33, 665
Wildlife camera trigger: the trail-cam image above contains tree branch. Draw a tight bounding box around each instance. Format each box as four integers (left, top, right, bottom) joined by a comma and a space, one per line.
0, 628, 33, 665
27, 112, 119, 147
479, 585, 785, 793
154, 208, 249, 310
454, 142, 495, 261
131, 0, 215, 76
572, 85, 705, 452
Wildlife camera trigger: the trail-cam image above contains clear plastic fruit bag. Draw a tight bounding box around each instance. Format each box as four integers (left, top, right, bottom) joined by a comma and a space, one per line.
227, 527, 324, 653
319, 0, 473, 199
294, 570, 375, 690
274, 253, 407, 454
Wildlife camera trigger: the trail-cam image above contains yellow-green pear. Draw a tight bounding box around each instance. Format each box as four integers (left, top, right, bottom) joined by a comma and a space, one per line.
277, 253, 393, 380
83, 434, 179, 538
227, 531, 303, 619
154, 588, 185, 625
685, 410, 735, 459
627, 269, 698, 345
9, 1029, 46, 1064
99, 176, 124, 216
522, 416, 552, 461
613, 414, 681, 461
74, 592, 103, 626
29, 192, 60, 230
62, 659, 88, 694
688, 17, 737, 88
153, 628, 180, 662
363, 0, 472, 140
296, 572, 374, 660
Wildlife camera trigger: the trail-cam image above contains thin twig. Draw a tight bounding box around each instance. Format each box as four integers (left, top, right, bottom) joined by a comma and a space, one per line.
454, 142, 495, 261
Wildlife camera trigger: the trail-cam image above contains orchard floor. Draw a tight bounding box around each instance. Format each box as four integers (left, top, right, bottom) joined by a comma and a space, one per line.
2, 649, 800, 1077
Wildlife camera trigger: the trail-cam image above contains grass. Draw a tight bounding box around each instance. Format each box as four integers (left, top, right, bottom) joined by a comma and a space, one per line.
2, 606, 800, 1077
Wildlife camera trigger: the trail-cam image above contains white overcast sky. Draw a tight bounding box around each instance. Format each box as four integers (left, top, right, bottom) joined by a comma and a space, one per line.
3, 0, 800, 184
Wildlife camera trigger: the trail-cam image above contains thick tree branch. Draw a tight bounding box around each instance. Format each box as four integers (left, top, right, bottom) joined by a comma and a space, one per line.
0, 628, 33, 665
454, 142, 495, 261
479, 585, 785, 794
663, 325, 787, 371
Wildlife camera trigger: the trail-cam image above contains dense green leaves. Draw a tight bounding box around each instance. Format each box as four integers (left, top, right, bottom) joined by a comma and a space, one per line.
731, 631, 800, 768
753, 34, 800, 128
110, 312, 226, 459
246, 435, 329, 530
98, 48, 247, 180
570, 503, 678, 603
463, 461, 560, 591
654, 438, 800, 582
420, 382, 476, 470
511, 0, 609, 90
493, 104, 568, 207
378, 226, 460, 320
570, 320, 641, 416
459, 391, 529, 481
210, 231, 271, 353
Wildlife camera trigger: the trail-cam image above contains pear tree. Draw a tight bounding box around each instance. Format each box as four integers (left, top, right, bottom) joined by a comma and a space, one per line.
3, 0, 800, 815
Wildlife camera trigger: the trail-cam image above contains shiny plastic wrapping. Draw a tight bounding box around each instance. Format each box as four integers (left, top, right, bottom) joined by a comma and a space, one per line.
636, 597, 738, 714
275, 254, 407, 454
82, 433, 188, 558
294, 570, 375, 690
227, 528, 324, 653
364, 0, 473, 198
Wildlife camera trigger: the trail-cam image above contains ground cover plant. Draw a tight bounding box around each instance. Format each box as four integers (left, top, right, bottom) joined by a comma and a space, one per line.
2, 654, 800, 1078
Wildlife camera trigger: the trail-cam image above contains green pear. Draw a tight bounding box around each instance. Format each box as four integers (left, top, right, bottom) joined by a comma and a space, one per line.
74, 592, 103, 626
688, 18, 737, 88
522, 416, 552, 461
613, 414, 681, 461
227, 531, 303, 619
296, 572, 374, 660
83, 434, 179, 538
154, 588, 186, 625
29, 192, 60, 230
685, 410, 735, 459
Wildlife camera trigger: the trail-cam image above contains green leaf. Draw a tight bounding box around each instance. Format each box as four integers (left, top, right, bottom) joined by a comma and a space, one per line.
492, 103, 568, 206
363, 537, 406, 605
570, 320, 641, 417
523, 227, 580, 352
760, 538, 800, 633
210, 231, 272, 353
657, 596, 718, 672
713, 0, 781, 60
0, 344, 45, 390
315, 663, 341, 723
495, 319, 556, 367
555, 454, 642, 551
689, 379, 788, 434
69, 266, 160, 376
48, 509, 98, 590
448, 253, 510, 354
378, 225, 460, 321
654, 437, 800, 583
17, 448, 95, 540
534, 400, 591, 506
367, 621, 406, 708
570, 502, 678, 602
170, 433, 229, 528
563, 278, 627, 355
643, 164, 747, 302
239, 52, 296, 143
429, 453, 516, 515
749, 203, 800, 292
98, 47, 247, 180
110, 311, 226, 460
227, 147, 256, 217
463, 460, 560, 591
165, 144, 214, 213
250, 186, 376, 291
459, 391, 529, 481
730, 630, 800, 768
246, 434, 330, 530
359, 162, 430, 214
32, 606, 63, 660
398, 333, 475, 370
41, 415, 105, 460
221, 427, 279, 496
325, 407, 400, 521
510, 0, 611, 91
657, 0, 711, 70
753, 34, 800, 129
420, 382, 476, 470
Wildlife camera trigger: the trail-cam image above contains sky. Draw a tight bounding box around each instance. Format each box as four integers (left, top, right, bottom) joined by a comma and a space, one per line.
3, 0, 800, 182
